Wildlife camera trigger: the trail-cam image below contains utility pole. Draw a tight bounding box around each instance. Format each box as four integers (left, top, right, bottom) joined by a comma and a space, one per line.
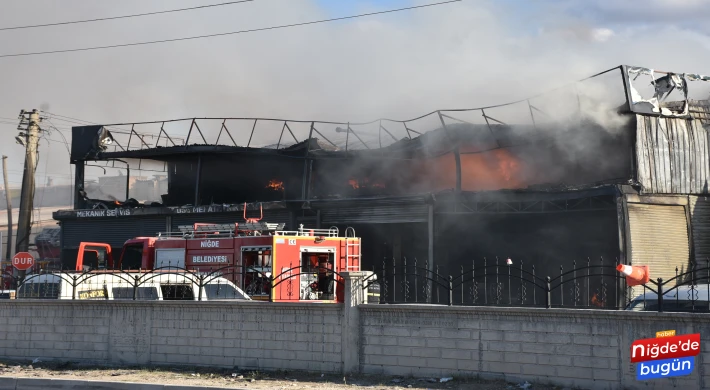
2, 156, 12, 262
15, 110, 42, 268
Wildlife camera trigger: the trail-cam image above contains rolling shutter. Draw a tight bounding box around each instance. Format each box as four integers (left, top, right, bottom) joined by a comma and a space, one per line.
60, 216, 168, 267
62, 217, 168, 249
319, 199, 427, 224
690, 196, 710, 263
627, 203, 690, 284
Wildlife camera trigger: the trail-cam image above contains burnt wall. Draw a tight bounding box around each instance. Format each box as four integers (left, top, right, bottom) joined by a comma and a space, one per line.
324, 223, 428, 272
431, 208, 621, 306
310, 121, 634, 198
435, 209, 620, 275
166, 154, 303, 206
137, 121, 634, 206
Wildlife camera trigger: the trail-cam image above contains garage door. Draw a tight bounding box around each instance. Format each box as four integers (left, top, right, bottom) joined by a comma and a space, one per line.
627, 203, 689, 287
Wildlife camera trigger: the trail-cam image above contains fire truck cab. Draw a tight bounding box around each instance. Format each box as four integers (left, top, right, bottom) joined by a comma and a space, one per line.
107, 222, 361, 303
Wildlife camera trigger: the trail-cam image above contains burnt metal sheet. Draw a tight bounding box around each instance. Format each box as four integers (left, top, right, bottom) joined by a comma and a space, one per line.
61, 217, 167, 250
627, 203, 689, 290
171, 210, 291, 231
690, 195, 710, 263
53, 201, 289, 220
318, 199, 428, 224
636, 103, 710, 194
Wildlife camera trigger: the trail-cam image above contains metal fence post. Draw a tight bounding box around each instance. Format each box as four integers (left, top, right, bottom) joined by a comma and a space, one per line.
268, 275, 274, 303
198, 275, 204, 301
545, 276, 551, 308
657, 278, 663, 313
72, 276, 77, 300
133, 275, 139, 300
448, 275, 453, 306
380, 262, 386, 304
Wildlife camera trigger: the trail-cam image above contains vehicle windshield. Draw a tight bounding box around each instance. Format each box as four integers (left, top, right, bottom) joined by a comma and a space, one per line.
17, 282, 61, 299
120, 244, 143, 270
628, 299, 710, 312
160, 284, 195, 300
112, 286, 159, 300
204, 283, 249, 300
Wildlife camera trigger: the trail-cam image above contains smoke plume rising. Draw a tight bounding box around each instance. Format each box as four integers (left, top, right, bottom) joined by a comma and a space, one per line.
0, 0, 708, 190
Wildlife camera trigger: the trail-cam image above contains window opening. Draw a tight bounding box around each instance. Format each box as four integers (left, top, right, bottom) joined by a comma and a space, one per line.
160, 284, 194, 300
300, 252, 334, 301
242, 248, 272, 298
120, 244, 143, 270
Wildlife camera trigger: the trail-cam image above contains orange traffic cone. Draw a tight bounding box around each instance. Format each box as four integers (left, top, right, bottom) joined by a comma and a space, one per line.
616, 264, 650, 286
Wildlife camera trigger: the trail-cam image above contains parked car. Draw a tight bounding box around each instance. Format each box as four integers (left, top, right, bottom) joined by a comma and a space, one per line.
625, 284, 710, 312
15, 272, 251, 301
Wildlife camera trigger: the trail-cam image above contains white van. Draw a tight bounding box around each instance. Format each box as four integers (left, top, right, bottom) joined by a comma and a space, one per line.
626, 284, 710, 313
16, 272, 251, 301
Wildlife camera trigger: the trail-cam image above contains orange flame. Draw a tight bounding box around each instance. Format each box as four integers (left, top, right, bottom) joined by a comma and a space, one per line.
420, 148, 525, 192
348, 178, 385, 190
266, 179, 284, 191
590, 293, 604, 307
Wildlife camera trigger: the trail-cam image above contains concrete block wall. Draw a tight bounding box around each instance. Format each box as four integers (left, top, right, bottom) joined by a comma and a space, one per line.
359, 305, 710, 390
0, 301, 343, 373
2, 273, 710, 390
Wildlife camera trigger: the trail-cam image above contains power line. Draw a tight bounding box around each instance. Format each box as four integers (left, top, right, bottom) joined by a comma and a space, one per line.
45, 112, 103, 125
0, 0, 461, 58
45, 115, 98, 126
0, 0, 255, 31
43, 119, 73, 155
45, 113, 146, 134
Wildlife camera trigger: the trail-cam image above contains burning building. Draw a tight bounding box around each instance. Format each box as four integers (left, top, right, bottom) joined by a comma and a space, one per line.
54, 65, 710, 305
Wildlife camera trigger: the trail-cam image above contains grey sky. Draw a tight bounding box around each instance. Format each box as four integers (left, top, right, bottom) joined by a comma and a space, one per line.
0, 0, 708, 186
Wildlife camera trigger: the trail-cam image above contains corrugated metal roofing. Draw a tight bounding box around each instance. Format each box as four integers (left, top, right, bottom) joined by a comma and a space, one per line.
636, 101, 710, 194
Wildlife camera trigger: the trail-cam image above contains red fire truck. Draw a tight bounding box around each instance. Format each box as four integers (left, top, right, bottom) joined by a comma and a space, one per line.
71, 207, 362, 303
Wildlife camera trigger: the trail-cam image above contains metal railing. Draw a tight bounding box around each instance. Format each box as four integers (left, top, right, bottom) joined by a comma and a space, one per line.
275, 225, 340, 237
2, 263, 344, 302
363, 257, 710, 313
156, 222, 288, 239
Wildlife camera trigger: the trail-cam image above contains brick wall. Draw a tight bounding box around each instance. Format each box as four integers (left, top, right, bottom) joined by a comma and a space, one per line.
359, 305, 710, 390
0, 301, 342, 373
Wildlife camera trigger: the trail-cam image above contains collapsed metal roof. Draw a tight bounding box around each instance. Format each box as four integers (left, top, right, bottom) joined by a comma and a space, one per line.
70, 65, 709, 164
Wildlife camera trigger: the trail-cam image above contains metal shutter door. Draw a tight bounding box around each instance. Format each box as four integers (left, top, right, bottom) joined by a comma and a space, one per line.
138, 217, 169, 238
320, 200, 427, 224
62, 217, 168, 249
62, 219, 139, 249
627, 204, 690, 285
690, 196, 710, 263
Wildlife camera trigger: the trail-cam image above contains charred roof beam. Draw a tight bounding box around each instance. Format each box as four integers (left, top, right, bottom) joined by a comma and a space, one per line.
437, 111, 462, 211
156, 122, 178, 147
184, 119, 208, 148
442, 112, 502, 149
311, 126, 338, 149
215, 119, 238, 147
127, 124, 151, 150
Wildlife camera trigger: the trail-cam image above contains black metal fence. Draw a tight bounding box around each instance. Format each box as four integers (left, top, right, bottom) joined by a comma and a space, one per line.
1, 264, 343, 302
4, 258, 710, 313
363, 258, 710, 313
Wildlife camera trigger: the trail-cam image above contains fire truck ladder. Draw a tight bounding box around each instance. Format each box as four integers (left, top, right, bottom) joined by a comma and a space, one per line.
170, 222, 286, 238
344, 227, 360, 271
